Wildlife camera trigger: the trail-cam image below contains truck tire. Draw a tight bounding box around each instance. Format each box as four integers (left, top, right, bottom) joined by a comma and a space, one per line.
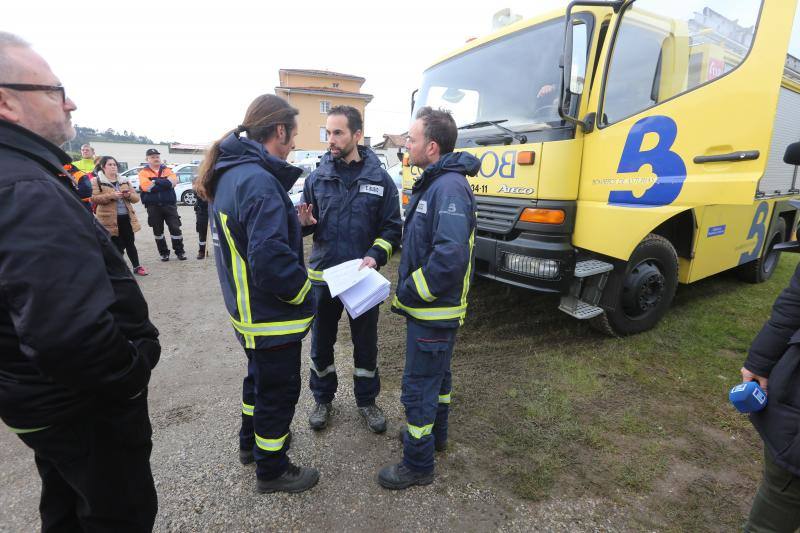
591, 234, 679, 336
736, 218, 785, 284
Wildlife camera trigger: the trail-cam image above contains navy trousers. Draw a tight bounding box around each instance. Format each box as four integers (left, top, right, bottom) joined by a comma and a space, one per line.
401, 319, 455, 474
239, 342, 301, 480
309, 284, 381, 407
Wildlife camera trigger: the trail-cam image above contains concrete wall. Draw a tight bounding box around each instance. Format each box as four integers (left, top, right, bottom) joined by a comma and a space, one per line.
88, 141, 203, 171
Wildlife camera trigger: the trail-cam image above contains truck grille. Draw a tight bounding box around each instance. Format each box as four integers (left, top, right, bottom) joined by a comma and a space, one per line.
475, 197, 527, 235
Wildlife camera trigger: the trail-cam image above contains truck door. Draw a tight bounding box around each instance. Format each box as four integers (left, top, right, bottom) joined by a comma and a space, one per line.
573, 0, 798, 260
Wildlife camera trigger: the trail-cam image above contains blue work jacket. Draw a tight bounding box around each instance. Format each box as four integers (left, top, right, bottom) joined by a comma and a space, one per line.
301, 146, 402, 283
392, 151, 479, 328
210, 133, 313, 350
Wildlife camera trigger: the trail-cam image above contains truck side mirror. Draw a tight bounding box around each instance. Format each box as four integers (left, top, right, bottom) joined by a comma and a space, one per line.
568, 22, 588, 95
559, 12, 593, 132
784, 142, 800, 166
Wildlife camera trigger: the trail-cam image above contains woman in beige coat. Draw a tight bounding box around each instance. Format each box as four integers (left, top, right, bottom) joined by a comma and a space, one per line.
92, 156, 148, 275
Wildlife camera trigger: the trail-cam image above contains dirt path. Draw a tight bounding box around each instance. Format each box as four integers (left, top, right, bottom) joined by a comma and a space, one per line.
1, 206, 632, 532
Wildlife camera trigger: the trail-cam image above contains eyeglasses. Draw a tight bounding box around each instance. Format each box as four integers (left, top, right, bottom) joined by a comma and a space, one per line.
0, 83, 66, 104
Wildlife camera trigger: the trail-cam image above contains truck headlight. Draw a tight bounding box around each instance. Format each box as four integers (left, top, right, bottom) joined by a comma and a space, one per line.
502, 253, 560, 279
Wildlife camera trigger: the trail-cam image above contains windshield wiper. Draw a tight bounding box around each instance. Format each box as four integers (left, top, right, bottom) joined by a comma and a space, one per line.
457, 119, 527, 144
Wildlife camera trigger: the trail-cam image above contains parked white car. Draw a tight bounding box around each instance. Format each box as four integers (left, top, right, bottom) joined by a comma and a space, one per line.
120, 166, 144, 191
386, 161, 404, 217
172, 163, 200, 205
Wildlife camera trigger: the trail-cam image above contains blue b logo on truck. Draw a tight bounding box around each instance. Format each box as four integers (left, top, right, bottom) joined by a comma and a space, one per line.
609, 116, 687, 207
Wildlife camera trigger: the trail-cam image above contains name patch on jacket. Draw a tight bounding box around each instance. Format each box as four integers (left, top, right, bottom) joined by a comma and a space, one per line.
416, 200, 428, 214
359, 184, 384, 196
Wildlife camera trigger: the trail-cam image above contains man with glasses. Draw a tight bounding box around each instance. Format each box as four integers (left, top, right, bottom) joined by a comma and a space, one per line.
0, 32, 161, 531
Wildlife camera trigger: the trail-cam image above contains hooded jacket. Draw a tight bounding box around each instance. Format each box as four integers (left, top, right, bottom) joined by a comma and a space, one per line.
391, 151, 480, 328
745, 262, 800, 476
301, 146, 402, 282
0, 120, 160, 431
210, 133, 313, 350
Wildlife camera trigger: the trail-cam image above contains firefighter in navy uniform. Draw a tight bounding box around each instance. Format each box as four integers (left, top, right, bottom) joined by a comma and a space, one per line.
196, 94, 318, 494
297, 105, 401, 433
378, 107, 479, 489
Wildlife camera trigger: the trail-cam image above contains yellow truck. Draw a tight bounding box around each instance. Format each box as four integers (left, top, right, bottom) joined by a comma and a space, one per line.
403, 0, 800, 335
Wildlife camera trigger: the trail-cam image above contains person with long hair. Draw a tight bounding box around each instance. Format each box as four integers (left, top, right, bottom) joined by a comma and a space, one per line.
196, 94, 318, 494
91, 156, 148, 276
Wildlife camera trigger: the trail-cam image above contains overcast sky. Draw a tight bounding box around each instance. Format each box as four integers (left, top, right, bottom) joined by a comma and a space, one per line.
7, 0, 798, 146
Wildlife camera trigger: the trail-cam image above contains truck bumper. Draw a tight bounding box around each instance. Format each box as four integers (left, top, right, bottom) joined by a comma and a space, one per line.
474, 232, 576, 294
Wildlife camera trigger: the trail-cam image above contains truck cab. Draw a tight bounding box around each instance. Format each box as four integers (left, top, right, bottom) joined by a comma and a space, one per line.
403, 0, 800, 335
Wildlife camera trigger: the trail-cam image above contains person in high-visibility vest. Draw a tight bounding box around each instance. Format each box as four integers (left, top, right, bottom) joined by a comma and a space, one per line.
71, 143, 95, 174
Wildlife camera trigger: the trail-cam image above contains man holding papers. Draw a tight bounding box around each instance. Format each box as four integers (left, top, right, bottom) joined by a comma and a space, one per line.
378, 107, 479, 490
298, 106, 402, 433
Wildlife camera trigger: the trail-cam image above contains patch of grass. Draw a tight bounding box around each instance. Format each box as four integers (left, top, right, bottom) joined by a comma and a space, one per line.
451, 254, 800, 530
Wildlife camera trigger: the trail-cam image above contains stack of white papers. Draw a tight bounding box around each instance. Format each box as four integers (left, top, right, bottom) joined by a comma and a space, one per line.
322, 259, 391, 319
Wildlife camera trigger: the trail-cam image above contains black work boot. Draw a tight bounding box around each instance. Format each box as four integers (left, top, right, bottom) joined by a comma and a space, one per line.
309, 402, 332, 430
197, 245, 206, 260
160, 254, 170, 262
240, 432, 292, 465
377, 462, 434, 490
257, 463, 319, 494
358, 403, 387, 433
396, 429, 446, 452
176, 251, 187, 261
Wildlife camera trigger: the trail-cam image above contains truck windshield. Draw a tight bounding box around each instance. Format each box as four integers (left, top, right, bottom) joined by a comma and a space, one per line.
413, 18, 565, 136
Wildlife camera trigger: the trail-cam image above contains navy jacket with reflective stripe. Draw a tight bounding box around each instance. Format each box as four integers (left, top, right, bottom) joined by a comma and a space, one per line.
392, 152, 479, 328
210, 133, 313, 350
301, 146, 401, 281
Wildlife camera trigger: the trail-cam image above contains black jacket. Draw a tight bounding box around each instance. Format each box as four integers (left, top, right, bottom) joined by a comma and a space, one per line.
745, 262, 800, 475
0, 120, 160, 430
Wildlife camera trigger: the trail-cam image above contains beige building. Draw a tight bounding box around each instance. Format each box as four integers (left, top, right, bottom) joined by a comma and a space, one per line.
276, 69, 373, 150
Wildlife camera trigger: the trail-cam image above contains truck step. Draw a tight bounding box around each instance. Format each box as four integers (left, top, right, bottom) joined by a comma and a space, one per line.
559, 297, 605, 320
574, 259, 614, 278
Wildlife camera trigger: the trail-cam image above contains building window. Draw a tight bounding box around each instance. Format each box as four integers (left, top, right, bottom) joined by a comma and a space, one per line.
319, 127, 328, 142
320, 100, 331, 113
332, 82, 339, 88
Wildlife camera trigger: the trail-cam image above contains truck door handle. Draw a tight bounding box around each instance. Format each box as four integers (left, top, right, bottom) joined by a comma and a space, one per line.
693, 150, 760, 164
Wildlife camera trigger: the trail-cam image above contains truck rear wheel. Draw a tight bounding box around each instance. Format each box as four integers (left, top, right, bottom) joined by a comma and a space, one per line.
591, 234, 679, 336
736, 218, 785, 284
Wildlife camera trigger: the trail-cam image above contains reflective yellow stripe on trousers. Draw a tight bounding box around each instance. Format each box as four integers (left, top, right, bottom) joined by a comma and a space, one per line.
255, 432, 289, 452
407, 423, 434, 439
219, 212, 255, 349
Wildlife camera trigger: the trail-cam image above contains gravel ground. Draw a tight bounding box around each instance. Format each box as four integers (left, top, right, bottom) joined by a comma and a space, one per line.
0, 205, 633, 532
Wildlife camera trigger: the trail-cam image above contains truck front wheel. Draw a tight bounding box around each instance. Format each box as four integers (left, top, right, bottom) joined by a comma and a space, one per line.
591, 234, 679, 336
